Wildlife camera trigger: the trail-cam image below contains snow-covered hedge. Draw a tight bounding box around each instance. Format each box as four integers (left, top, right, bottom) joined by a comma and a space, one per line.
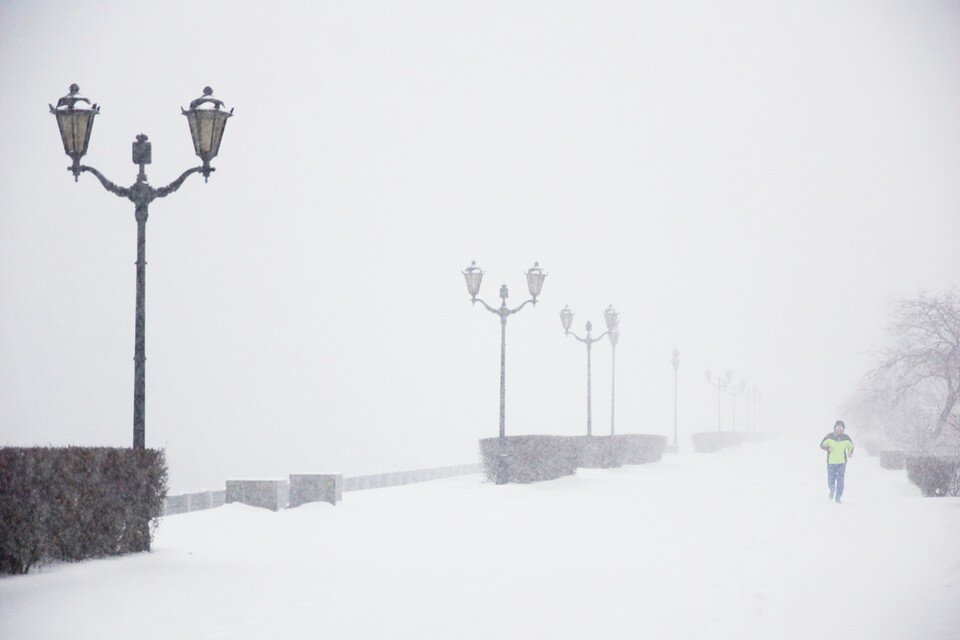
479, 434, 667, 483
479, 436, 577, 483
0, 447, 167, 575
879, 450, 906, 470
904, 455, 960, 497
613, 434, 667, 464
573, 436, 624, 468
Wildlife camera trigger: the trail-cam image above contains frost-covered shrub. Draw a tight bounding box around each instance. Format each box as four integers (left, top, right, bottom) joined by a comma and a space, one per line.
0, 447, 167, 574
690, 431, 743, 453
571, 436, 625, 469
878, 450, 906, 470
904, 455, 960, 497
479, 436, 577, 484
612, 434, 667, 464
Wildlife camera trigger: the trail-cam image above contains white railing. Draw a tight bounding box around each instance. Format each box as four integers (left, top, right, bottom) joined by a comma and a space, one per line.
162, 463, 481, 516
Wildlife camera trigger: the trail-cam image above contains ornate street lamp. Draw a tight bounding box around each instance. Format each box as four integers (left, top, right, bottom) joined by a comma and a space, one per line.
49, 84, 234, 450
560, 306, 617, 436
463, 260, 546, 483
705, 369, 732, 431
671, 348, 680, 450
49, 84, 100, 181
182, 87, 233, 181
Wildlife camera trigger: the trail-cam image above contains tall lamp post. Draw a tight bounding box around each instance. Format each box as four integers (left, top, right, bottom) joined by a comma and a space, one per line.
604, 305, 620, 435
463, 261, 546, 483
560, 305, 618, 436
49, 84, 233, 450
705, 369, 732, 431
671, 348, 680, 450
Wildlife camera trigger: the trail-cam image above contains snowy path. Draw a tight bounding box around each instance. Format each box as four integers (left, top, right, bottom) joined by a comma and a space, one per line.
2, 436, 959, 639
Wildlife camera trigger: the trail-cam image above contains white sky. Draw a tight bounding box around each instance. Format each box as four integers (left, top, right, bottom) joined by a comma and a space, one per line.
2, 1, 959, 492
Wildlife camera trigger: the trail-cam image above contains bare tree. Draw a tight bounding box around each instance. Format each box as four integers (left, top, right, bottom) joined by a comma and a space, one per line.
874, 290, 960, 440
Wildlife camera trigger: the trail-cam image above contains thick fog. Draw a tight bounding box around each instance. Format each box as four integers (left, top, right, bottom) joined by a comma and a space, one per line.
1, 1, 958, 493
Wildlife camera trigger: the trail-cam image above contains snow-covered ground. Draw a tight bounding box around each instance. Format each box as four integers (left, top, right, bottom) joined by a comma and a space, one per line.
2, 436, 959, 639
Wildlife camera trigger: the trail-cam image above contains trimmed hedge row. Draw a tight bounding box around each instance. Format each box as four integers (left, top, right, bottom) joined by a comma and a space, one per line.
0, 447, 167, 574
480, 436, 577, 484
615, 434, 667, 464
478, 434, 667, 484
879, 450, 906, 470
573, 436, 623, 469
904, 455, 960, 497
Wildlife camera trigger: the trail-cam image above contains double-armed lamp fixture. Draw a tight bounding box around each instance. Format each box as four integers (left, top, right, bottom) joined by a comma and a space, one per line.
49, 84, 234, 450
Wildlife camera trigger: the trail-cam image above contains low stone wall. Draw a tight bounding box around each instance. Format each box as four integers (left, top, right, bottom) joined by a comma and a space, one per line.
344, 464, 481, 492
289, 474, 342, 508
163, 464, 481, 515
162, 490, 226, 515
226, 479, 289, 512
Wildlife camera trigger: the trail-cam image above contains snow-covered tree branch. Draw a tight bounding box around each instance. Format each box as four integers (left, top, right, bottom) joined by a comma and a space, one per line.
871, 290, 960, 441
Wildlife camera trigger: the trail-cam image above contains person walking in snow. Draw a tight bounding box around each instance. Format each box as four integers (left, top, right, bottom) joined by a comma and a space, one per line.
820, 420, 854, 503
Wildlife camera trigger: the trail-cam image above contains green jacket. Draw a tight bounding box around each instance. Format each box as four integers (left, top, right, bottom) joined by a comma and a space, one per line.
820, 433, 854, 464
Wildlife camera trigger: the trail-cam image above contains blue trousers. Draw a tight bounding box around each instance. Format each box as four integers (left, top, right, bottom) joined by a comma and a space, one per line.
827, 463, 847, 500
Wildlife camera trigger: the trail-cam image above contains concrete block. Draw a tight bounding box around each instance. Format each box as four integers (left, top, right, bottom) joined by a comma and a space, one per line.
225, 479, 289, 511
186, 491, 212, 512
164, 494, 188, 515
289, 474, 343, 507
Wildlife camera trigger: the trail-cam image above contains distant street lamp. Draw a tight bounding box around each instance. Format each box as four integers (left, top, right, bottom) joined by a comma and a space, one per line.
463, 261, 546, 482
671, 348, 680, 450
560, 305, 618, 436
705, 369, 732, 431
49, 84, 233, 450
604, 305, 620, 435
728, 379, 747, 431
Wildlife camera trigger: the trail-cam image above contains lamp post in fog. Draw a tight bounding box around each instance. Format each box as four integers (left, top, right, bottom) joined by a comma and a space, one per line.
463, 261, 547, 442
705, 369, 732, 431
560, 305, 618, 436
672, 348, 680, 450
49, 84, 233, 450
728, 379, 747, 431
604, 306, 620, 435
